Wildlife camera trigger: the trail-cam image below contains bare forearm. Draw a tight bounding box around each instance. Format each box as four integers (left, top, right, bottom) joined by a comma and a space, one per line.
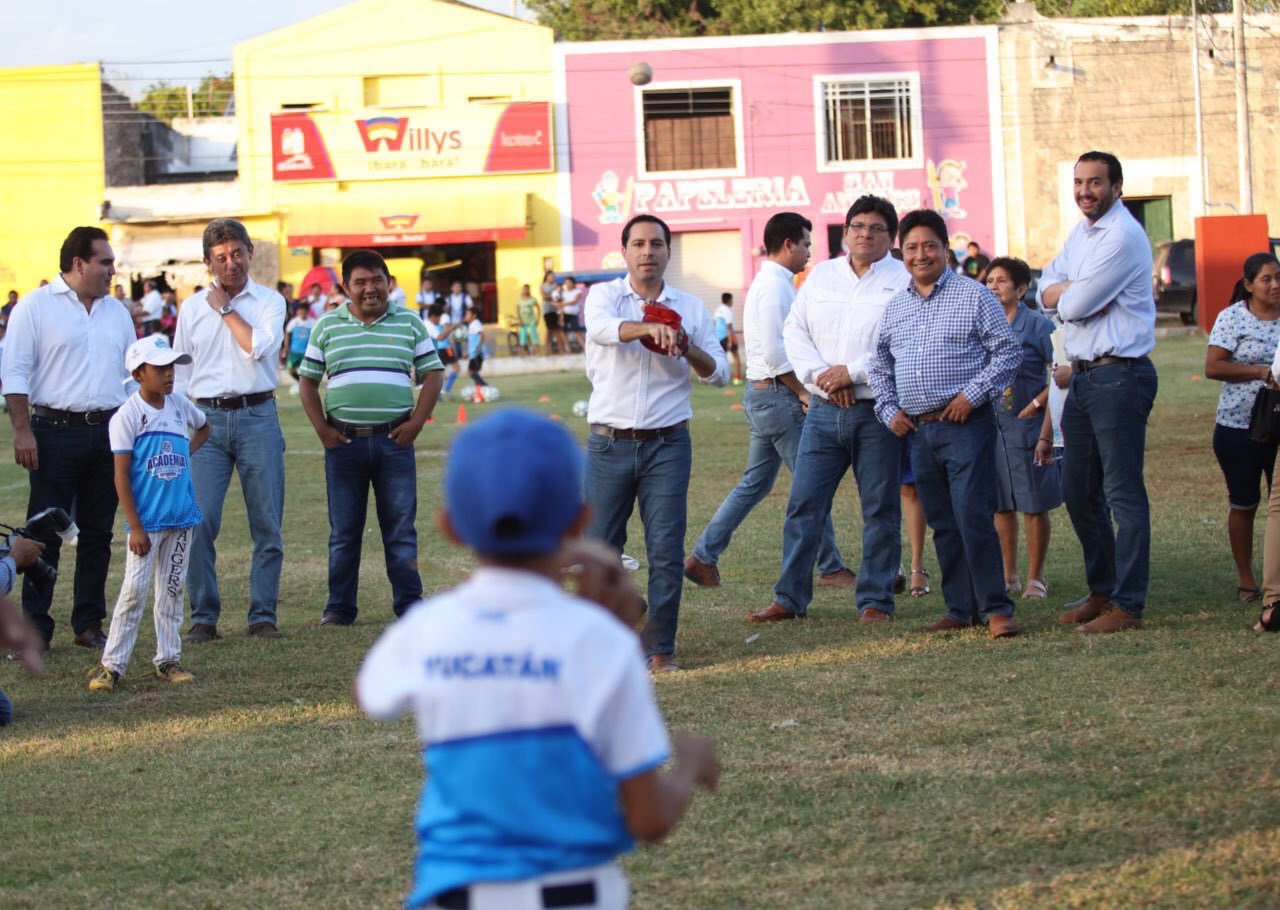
5, 395, 29, 433
686, 344, 716, 379
299, 380, 328, 434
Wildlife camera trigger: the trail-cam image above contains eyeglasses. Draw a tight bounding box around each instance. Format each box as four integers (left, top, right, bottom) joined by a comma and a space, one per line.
847, 223, 890, 236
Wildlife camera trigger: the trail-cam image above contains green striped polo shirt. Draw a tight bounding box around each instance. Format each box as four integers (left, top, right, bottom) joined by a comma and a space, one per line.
298, 302, 443, 424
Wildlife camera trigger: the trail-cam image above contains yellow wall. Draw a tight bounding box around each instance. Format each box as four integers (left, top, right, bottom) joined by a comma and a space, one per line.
235, 0, 559, 322
0, 64, 105, 295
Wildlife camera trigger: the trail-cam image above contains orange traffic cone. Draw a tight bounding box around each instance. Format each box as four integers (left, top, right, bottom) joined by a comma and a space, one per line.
473, 386, 484, 403
457, 403, 468, 424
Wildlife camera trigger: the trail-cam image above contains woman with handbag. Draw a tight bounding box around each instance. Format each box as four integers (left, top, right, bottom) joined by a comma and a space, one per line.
1205, 252, 1280, 604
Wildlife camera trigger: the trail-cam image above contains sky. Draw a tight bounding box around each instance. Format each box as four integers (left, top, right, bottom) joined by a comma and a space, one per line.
4, 0, 533, 99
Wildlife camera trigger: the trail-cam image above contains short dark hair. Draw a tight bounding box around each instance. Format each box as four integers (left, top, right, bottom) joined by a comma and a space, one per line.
59, 226, 109, 273
1232, 252, 1280, 303
202, 218, 253, 260
721, 292, 732, 304
622, 214, 671, 247
1077, 151, 1123, 184
427, 302, 445, 318
845, 196, 898, 238
293, 301, 309, 312
763, 212, 813, 255
897, 209, 949, 248
986, 256, 1032, 289
342, 249, 390, 283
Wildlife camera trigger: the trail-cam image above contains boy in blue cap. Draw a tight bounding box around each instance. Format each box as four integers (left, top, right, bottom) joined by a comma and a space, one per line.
356, 408, 719, 910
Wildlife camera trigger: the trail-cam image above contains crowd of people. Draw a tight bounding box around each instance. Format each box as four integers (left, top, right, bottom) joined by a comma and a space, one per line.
0, 147, 1276, 908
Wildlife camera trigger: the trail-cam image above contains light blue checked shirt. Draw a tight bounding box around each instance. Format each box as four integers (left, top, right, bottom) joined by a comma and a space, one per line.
870, 268, 1021, 426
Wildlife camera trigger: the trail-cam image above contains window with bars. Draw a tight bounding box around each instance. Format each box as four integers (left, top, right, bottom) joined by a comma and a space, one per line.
820, 78, 918, 165
641, 87, 737, 173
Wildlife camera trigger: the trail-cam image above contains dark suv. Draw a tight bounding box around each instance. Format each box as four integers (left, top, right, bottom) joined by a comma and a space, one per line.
1153, 239, 1197, 326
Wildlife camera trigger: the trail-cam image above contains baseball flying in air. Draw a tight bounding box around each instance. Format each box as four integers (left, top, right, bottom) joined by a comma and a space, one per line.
629, 62, 653, 86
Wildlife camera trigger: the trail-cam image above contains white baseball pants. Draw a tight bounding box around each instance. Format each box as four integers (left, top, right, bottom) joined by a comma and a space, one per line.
101, 526, 192, 675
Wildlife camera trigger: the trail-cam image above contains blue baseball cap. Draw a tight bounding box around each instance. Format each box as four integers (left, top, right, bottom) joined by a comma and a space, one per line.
443, 409, 585, 556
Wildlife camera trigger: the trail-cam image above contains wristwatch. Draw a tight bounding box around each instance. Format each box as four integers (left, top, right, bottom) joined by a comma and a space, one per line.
218, 303, 234, 316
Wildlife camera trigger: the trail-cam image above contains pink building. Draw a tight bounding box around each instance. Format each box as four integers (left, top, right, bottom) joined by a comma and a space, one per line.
554, 28, 1005, 309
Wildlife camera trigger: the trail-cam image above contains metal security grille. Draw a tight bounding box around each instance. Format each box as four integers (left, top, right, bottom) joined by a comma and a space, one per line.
642, 88, 736, 172
822, 79, 914, 163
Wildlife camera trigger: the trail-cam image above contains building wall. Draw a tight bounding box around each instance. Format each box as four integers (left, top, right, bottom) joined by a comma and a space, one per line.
999, 7, 1280, 267
0, 64, 105, 294
557, 29, 1004, 312
234, 0, 559, 320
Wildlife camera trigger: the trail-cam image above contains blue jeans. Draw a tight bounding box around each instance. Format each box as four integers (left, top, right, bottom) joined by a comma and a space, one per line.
188, 398, 285, 628
693, 384, 842, 574
23, 417, 118, 644
1061, 357, 1158, 616
585, 427, 692, 658
774, 398, 901, 616
911, 405, 1014, 625
323, 435, 422, 622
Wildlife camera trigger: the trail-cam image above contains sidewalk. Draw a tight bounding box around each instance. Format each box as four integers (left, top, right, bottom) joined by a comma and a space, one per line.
485, 351, 584, 377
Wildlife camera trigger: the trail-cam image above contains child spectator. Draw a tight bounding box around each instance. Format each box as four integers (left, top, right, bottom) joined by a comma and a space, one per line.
517, 283, 541, 355
714, 291, 743, 385
355, 409, 719, 910
284, 302, 316, 382
89, 336, 211, 692
422, 302, 460, 388
466, 305, 488, 396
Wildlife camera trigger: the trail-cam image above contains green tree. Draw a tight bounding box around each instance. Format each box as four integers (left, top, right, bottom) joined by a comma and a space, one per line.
137, 73, 234, 124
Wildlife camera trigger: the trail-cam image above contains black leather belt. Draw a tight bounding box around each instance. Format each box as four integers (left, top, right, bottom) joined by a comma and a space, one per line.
327, 414, 410, 438
194, 390, 275, 410
590, 420, 687, 441
435, 880, 597, 909
1071, 355, 1135, 373
912, 409, 947, 425
31, 406, 117, 425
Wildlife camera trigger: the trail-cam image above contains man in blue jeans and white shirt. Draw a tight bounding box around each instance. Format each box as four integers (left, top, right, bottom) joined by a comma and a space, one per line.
748, 197, 911, 624
685, 212, 857, 591
175, 218, 287, 642
1038, 151, 1157, 633
583, 214, 729, 673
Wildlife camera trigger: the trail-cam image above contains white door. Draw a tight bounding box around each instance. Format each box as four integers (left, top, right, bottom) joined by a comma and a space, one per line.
667, 230, 745, 326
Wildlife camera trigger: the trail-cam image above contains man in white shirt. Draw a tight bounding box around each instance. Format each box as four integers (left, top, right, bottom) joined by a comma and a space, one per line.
174, 218, 287, 642
1038, 151, 1157, 634
2, 226, 136, 650
387, 274, 407, 308
684, 212, 852, 590
446, 281, 472, 326
747, 196, 911, 624
139, 280, 165, 334
584, 214, 729, 671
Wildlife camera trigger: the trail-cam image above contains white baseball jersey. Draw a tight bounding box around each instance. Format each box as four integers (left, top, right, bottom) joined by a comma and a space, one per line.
108, 391, 206, 532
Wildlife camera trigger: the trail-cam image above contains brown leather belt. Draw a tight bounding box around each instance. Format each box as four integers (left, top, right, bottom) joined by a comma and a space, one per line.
912, 409, 947, 425
194, 390, 275, 410
590, 420, 687, 441
31, 406, 118, 426
327, 414, 410, 438
1071, 355, 1134, 374
750, 379, 781, 389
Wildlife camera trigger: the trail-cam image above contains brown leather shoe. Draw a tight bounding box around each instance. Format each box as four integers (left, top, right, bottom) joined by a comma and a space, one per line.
988, 615, 1020, 638
682, 555, 720, 588
746, 602, 803, 623
182, 623, 221, 644
919, 614, 972, 633
817, 567, 857, 588
1059, 592, 1110, 625
247, 622, 284, 639
1077, 604, 1142, 634
859, 607, 892, 624
646, 654, 679, 673
73, 625, 107, 649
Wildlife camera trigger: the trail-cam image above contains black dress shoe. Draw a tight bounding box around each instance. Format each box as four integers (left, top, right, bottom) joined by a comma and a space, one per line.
74, 626, 108, 649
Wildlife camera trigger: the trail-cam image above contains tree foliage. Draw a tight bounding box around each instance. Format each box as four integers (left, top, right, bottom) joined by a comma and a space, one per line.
137, 73, 234, 124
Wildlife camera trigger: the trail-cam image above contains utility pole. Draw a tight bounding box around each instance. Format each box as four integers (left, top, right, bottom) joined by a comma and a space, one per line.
1191, 0, 1206, 215
1234, 0, 1253, 213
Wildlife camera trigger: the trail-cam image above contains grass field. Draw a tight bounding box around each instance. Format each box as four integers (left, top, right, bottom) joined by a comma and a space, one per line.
1, 333, 1278, 908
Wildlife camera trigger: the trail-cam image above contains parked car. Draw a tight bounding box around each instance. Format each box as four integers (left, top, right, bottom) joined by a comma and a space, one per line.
1153, 239, 1197, 326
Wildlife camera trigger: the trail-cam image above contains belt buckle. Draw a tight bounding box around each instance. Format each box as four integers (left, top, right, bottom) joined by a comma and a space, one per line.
84, 410, 103, 426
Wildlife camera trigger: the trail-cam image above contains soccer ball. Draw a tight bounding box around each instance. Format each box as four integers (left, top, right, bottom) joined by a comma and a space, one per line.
458, 385, 476, 401
481, 386, 501, 402
572, 400, 589, 418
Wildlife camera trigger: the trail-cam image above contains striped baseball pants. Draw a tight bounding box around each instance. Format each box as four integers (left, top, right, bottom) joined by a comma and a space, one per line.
101, 526, 192, 676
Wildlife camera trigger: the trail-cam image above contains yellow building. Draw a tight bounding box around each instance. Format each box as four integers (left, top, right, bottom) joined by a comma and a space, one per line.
235, 0, 558, 323
0, 63, 105, 294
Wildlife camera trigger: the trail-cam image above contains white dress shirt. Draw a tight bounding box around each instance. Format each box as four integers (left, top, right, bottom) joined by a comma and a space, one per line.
1, 276, 135, 410
1037, 201, 1155, 361
783, 254, 910, 401
388, 286, 407, 308
743, 260, 799, 381
140, 289, 165, 321
584, 277, 729, 429
174, 279, 286, 398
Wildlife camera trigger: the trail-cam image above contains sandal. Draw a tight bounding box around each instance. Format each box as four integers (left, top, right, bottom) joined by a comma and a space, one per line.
910, 568, 930, 597
1258, 602, 1280, 632
1238, 585, 1262, 604
1022, 579, 1048, 600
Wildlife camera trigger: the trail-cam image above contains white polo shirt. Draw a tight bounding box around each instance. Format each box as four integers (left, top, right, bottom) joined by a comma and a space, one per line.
357, 567, 670, 909
174, 279, 285, 399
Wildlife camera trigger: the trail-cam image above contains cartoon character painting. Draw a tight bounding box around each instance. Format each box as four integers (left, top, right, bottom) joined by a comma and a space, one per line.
592, 171, 634, 224
927, 159, 968, 219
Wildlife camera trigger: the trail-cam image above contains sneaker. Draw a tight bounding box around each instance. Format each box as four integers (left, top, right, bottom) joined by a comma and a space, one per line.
155, 662, 195, 683
248, 622, 284, 639
183, 623, 221, 644
88, 665, 119, 693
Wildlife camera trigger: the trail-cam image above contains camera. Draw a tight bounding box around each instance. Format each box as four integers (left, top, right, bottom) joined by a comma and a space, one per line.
0, 507, 78, 589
